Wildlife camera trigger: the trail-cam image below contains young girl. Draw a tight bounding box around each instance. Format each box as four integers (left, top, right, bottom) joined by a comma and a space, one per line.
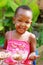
0, 5, 39, 65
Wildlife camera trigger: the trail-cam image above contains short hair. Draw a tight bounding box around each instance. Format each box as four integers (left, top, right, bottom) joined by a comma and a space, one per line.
15, 5, 32, 15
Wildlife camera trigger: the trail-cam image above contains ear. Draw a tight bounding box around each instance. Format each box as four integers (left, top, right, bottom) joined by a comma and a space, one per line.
13, 17, 15, 24
30, 21, 32, 24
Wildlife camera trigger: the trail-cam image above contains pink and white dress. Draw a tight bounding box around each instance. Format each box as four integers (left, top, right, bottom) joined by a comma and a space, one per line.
4, 39, 32, 65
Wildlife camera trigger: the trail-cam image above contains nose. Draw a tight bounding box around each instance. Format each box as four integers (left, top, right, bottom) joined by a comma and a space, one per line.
21, 23, 26, 26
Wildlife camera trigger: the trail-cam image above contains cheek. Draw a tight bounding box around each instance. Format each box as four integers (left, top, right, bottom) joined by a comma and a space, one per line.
26, 24, 31, 28
15, 23, 20, 27
15, 24, 21, 30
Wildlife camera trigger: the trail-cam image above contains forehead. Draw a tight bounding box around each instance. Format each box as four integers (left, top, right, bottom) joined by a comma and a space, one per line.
16, 8, 32, 19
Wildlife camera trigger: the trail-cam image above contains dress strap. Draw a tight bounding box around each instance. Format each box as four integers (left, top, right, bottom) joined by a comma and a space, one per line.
10, 31, 13, 40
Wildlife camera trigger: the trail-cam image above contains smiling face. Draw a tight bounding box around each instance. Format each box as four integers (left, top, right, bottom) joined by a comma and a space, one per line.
13, 8, 32, 34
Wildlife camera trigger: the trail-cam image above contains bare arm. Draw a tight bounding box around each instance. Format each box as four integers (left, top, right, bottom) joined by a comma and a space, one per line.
3, 32, 8, 49
28, 33, 39, 60
30, 33, 36, 53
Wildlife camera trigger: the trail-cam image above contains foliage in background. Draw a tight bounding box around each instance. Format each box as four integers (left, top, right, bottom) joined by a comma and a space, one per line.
33, 23, 43, 48
0, 0, 40, 46
37, 25, 43, 47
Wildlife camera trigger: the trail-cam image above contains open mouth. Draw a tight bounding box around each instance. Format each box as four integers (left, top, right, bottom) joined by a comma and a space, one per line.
19, 28, 26, 31
19, 26, 26, 30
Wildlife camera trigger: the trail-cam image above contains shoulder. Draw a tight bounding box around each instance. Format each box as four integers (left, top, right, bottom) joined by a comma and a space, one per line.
29, 33, 36, 42
26, 31, 36, 38
5, 30, 15, 35
26, 31, 36, 41
5, 31, 11, 36
5, 30, 15, 37
30, 33, 36, 39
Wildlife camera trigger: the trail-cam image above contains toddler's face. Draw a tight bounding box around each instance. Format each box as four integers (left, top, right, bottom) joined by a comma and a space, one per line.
14, 8, 32, 34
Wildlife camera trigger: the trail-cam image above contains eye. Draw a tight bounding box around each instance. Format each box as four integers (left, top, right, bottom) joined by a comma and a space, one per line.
25, 21, 30, 24
18, 20, 22, 22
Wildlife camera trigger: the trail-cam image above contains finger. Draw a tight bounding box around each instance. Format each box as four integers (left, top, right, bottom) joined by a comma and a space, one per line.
34, 55, 40, 59
36, 55, 40, 58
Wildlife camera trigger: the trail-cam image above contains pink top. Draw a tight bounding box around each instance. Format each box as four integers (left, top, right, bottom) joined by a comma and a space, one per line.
4, 39, 32, 65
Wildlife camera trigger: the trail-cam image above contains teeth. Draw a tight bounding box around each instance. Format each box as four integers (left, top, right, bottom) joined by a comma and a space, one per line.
20, 27, 25, 29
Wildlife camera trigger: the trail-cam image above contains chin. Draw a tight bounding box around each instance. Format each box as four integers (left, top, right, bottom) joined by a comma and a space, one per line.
17, 30, 25, 34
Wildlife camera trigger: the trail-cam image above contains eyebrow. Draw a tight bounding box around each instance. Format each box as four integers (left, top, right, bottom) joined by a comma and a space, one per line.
18, 16, 30, 20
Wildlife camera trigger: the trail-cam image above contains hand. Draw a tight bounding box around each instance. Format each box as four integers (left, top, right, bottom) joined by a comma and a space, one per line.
12, 54, 22, 61
0, 51, 11, 60
28, 52, 40, 60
